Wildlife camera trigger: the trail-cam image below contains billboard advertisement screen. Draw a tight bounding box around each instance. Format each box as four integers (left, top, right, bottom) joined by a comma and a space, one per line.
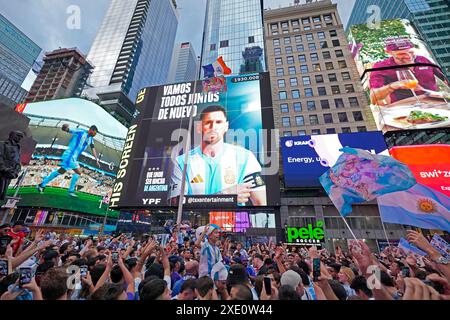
110, 73, 280, 209
348, 19, 450, 133
281, 132, 389, 187
389, 145, 450, 197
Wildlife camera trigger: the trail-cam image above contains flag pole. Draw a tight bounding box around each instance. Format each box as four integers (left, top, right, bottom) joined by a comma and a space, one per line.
381, 221, 392, 248
341, 216, 358, 241
176, 57, 201, 225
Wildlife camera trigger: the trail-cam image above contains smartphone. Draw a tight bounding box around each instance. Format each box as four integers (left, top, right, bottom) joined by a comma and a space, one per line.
0, 259, 8, 276
80, 265, 88, 277
19, 267, 33, 286
112, 252, 119, 263
0, 238, 10, 248
263, 277, 272, 296
402, 267, 410, 278
313, 258, 321, 282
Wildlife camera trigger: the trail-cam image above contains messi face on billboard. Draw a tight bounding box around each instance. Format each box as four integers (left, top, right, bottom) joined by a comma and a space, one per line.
110, 73, 280, 209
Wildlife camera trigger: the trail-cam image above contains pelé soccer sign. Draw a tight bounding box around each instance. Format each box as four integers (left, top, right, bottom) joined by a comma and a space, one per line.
286, 220, 325, 245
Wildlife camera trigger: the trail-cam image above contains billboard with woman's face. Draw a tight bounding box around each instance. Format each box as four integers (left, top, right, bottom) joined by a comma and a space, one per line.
348, 19, 450, 133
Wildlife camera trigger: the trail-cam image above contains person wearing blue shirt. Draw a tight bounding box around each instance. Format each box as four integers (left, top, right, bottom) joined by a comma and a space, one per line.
37, 124, 100, 197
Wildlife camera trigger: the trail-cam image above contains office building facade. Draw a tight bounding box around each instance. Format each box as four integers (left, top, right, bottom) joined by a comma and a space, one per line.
347, 0, 450, 79
168, 42, 198, 83
26, 48, 93, 103
200, 0, 266, 77
264, 0, 376, 137
83, 0, 179, 125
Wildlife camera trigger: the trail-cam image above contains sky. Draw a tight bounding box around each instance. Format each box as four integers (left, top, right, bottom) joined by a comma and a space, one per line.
0, 0, 356, 89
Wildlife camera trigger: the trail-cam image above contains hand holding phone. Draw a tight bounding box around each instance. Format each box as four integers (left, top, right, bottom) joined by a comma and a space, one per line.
402, 266, 410, 278
80, 265, 88, 277
263, 277, 272, 296
313, 258, 321, 282
0, 259, 8, 276
19, 267, 33, 287
112, 252, 119, 264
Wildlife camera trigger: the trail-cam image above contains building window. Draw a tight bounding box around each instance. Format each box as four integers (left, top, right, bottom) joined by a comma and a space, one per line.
302, 76, 311, 85
310, 53, 319, 61
210, 44, 216, 51
342, 72, 351, 80
295, 35, 302, 43
290, 77, 298, 86
281, 21, 289, 29
342, 127, 352, 133
294, 102, 302, 112
325, 62, 334, 70
283, 131, 292, 137
307, 101, 316, 111
298, 130, 307, 136
313, 16, 322, 23
328, 73, 337, 82
320, 41, 328, 49
279, 91, 287, 100
349, 97, 359, 107
284, 37, 291, 45
323, 51, 331, 59
331, 86, 341, 94
304, 26, 311, 31
300, 65, 308, 74
274, 48, 281, 55
275, 58, 283, 65
280, 103, 289, 113
314, 24, 322, 29
321, 100, 330, 109
335, 50, 344, 57
313, 64, 321, 72
271, 23, 278, 30
289, 66, 297, 75
357, 126, 367, 132
220, 40, 229, 48
297, 44, 305, 52
308, 43, 317, 51
324, 14, 333, 22
338, 112, 349, 123
315, 75, 324, 83
292, 90, 300, 99
249, 36, 255, 43
310, 115, 319, 125
353, 111, 364, 121
329, 30, 337, 37
317, 32, 326, 40
287, 56, 295, 64
335, 98, 344, 108
332, 39, 341, 47
326, 128, 336, 134
298, 55, 306, 62
282, 117, 291, 127
338, 60, 347, 68
318, 87, 327, 96
273, 39, 280, 46
306, 33, 314, 41
276, 68, 284, 76
278, 79, 286, 88
302, 18, 310, 25
286, 46, 293, 54
324, 113, 333, 124
272, 31, 279, 35
292, 19, 299, 26
345, 84, 355, 93
295, 116, 305, 126
305, 88, 313, 97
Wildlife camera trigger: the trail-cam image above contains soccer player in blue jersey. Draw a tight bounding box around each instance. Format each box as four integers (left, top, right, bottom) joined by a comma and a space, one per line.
37, 124, 100, 197
169, 105, 267, 206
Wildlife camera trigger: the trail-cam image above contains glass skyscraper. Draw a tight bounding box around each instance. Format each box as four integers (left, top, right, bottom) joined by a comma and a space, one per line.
83, 0, 179, 125
346, 0, 450, 79
168, 42, 199, 83
200, 0, 266, 77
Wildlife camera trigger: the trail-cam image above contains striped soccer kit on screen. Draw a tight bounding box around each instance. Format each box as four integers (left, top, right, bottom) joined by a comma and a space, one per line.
169, 143, 265, 201
60, 129, 94, 170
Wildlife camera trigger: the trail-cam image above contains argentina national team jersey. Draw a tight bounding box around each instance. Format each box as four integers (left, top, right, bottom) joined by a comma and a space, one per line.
169, 143, 265, 200
60, 129, 93, 170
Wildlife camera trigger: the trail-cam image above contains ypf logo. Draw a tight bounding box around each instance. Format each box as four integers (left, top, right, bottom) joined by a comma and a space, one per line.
285, 140, 294, 148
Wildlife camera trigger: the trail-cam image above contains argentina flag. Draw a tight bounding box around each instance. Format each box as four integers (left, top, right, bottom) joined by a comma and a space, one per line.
378, 183, 450, 232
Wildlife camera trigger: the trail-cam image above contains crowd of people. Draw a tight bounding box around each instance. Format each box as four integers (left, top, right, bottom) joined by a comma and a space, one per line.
0, 221, 449, 301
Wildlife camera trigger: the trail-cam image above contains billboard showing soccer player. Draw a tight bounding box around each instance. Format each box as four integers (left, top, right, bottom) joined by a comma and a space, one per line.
110, 73, 280, 209
348, 19, 450, 133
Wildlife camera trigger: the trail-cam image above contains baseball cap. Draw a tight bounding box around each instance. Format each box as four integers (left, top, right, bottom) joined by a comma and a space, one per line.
280, 270, 301, 290
385, 38, 414, 51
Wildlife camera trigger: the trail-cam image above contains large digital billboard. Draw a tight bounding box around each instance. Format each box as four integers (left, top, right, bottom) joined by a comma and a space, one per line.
280, 132, 389, 187
389, 145, 450, 197
8, 98, 127, 216
348, 19, 450, 133
110, 73, 280, 209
